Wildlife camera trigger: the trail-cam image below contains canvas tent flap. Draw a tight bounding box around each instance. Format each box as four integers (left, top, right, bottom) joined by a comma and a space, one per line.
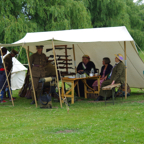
2, 51, 27, 90
0, 26, 144, 88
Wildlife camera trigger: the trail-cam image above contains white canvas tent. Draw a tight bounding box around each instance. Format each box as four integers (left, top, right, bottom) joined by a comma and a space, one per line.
1, 26, 143, 88
1, 26, 144, 106
3, 51, 27, 90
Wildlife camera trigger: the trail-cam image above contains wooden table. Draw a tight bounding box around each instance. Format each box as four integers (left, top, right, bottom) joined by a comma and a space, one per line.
61, 76, 101, 104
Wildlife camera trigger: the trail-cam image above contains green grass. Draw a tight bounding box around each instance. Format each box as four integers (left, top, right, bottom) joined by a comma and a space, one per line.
0, 89, 144, 144
138, 51, 144, 62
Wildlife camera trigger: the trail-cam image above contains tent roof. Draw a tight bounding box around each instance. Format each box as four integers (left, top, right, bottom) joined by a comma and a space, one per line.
0, 26, 133, 47
0, 26, 144, 89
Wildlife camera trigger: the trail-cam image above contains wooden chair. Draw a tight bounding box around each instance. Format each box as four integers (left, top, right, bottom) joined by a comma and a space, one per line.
102, 83, 121, 105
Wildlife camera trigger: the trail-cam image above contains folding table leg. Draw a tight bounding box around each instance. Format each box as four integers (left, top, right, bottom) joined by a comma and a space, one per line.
105, 91, 107, 105
71, 82, 74, 104
112, 88, 115, 105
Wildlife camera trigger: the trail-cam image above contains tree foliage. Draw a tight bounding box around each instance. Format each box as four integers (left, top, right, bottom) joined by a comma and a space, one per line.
0, 0, 144, 64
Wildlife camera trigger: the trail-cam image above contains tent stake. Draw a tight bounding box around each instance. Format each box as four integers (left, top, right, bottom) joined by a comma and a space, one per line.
26, 46, 37, 107
73, 44, 80, 97
52, 39, 62, 108
124, 41, 127, 99
0, 48, 14, 106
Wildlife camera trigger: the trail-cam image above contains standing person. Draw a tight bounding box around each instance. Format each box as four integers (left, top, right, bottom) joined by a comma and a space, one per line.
0, 47, 7, 68
4, 49, 18, 86
30, 45, 48, 104
0, 63, 10, 103
4, 49, 18, 99
95, 54, 125, 101
75, 55, 96, 97
92, 57, 113, 90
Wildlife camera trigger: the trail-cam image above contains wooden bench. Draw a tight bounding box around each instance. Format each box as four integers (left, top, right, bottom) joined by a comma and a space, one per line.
102, 83, 121, 105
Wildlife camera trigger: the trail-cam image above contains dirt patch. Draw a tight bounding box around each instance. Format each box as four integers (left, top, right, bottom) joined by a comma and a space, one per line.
122, 100, 144, 104
88, 101, 105, 103
56, 130, 74, 133
137, 100, 144, 103
52, 106, 58, 109
77, 99, 85, 101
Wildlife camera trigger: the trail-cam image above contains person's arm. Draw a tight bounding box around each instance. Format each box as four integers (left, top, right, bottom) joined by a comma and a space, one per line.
29, 54, 34, 68
111, 63, 124, 85
77, 62, 83, 72
86, 61, 95, 72
100, 66, 103, 76
0, 54, 2, 68
104, 65, 113, 80
44, 54, 48, 65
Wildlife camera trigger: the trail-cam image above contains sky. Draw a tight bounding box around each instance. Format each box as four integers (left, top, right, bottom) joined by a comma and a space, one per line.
133, 0, 144, 3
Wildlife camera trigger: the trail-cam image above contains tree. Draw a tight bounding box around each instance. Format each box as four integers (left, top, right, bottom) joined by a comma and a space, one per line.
80, 0, 144, 49
0, 0, 92, 63
23, 0, 92, 31
0, 0, 37, 44
81, 0, 126, 27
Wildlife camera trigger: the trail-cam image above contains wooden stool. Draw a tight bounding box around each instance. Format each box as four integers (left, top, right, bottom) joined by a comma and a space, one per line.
102, 83, 121, 105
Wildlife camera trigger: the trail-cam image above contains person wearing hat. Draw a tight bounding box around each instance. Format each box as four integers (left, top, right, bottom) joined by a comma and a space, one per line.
77, 55, 96, 74
29, 45, 48, 104
76, 55, 96, 97
95, 53, 125, 101
4, 49, 18, 86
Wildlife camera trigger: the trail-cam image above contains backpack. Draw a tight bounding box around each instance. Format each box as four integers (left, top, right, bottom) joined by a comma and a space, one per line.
39, 82, 52, 109
39, 92, 52, 108
116, 83, 131, 97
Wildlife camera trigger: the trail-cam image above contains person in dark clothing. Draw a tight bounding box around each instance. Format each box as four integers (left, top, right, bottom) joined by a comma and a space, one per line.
0, 47, 7, 68
0, 67, 8, 103
77, 55, 96, 75
95, 53, 125, 101
92, 57, 113, 90
75, 55, 96, 97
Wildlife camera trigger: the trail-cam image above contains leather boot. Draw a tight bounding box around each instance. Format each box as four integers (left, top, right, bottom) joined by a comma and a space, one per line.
94, 96, 103, 101
36, 89, 42, 100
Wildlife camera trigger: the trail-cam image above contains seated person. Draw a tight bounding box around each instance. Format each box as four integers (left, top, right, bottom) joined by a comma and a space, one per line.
77, 55, 96, 75
92, 57, 113, 90
75, 55, 96, 97
95, 53, 125, 101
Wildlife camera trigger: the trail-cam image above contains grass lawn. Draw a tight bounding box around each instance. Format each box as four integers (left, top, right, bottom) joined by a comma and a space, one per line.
0, 88, 144, 144
0, 51, 144, 144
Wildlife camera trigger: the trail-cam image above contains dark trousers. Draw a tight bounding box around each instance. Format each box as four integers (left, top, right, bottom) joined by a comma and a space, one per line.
99, 79, 114, 98
75, 80, 95, 97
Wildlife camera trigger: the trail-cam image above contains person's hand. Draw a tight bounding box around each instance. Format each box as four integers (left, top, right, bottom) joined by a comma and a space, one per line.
78, 70, 84, 73
111, 80, 115, 85
6, 85, 8, 87
104, 76, 107, 80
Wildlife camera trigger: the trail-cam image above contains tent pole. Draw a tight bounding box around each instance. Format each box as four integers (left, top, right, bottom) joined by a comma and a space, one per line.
26, 46, 37, 107
72, 44, 80, 97
124, 41, 127, 99
0, 48, 14, 106
52, 39, 62, 108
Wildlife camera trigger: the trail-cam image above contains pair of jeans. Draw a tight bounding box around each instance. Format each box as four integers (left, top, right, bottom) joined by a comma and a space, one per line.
0, 90, 5, 101
5, 87, 11, 98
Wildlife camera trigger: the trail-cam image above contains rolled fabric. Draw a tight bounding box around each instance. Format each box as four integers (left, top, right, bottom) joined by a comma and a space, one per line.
39, 77, 55, 83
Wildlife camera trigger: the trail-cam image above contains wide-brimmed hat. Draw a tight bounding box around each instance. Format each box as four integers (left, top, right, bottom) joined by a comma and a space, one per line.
82, 55, 90, 59
36, 45, 44, 48
11, 49, 18, 55
114, 53, 123, 61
